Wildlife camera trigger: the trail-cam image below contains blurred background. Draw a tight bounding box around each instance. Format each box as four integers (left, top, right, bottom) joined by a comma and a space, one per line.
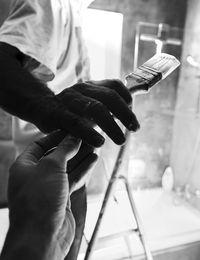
1, 0, 200, 259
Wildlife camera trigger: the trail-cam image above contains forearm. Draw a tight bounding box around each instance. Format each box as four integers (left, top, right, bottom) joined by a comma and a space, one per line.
0, 43, 57, 131
0, 224, 62, 260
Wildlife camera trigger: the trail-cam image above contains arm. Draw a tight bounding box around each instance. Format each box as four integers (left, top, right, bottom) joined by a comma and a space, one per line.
0, 42, 140, 147
1, 223, 59, 260
0, 0, 140, 147
0, 42, 57, 132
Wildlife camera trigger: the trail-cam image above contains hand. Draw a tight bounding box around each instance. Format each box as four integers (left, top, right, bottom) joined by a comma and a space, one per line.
0, 43, 140, 148
36, 79, 140, 147
1, 131, 98, 260
67, 141, 97, 193
57, 80, 140, 146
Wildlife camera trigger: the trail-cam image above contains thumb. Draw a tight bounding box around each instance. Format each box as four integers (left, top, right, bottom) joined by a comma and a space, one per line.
45, 135, 82, 169
16, 130, 66, 164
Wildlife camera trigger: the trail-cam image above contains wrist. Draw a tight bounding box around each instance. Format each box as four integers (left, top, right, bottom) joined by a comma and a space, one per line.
27, 94, 59, 133
8, 205, 58, 238
1, 221, 60, 260
1, 223, 58, 260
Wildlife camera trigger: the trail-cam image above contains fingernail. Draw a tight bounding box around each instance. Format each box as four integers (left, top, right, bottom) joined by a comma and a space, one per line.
67, 135, 81, 143
115, 135, 126, 145
121, 138, 128, 146
91, 153, 98, 162
95, 137, 105, 147
128, 121, 140, 132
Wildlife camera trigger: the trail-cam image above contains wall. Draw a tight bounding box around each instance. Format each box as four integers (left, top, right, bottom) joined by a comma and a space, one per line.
91, 0, 187, 188
90, 0, 187, 78
171, 0, 200, 210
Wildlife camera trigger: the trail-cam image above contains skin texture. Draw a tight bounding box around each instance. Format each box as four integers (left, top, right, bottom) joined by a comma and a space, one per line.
0, 132, 98, 260
0, 42, 139, 148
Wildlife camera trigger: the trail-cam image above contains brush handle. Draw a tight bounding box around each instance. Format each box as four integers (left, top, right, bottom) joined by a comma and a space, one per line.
125, 70, 162, 95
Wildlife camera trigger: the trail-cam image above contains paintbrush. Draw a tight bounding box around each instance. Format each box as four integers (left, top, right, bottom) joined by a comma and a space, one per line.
125, 53, 180, 95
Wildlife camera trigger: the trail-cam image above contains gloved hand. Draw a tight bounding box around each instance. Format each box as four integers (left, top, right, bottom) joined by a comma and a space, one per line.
35, 80, 139, 147
0, 43, 140, 148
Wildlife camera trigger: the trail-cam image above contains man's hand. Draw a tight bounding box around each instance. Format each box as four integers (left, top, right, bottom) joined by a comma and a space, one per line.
55, 80, 140, 147
0, 43, 140, 148
35, 80, 140, 148
0, 131, 98, 260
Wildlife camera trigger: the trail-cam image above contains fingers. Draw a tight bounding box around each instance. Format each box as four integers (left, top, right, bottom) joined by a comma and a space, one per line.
55, 79, 140, 146
17, 130, 66, 164
68, 153, 98, 192
84, 89, 139, 133
87, 79, 132, 105
57, 92, 125, 144
86, 100, 126, 144
57, 110, 105, 147
46, 135, 82, 170
72, 82, 140, 132
67, 142, 95, 173
67, 142, 98, 193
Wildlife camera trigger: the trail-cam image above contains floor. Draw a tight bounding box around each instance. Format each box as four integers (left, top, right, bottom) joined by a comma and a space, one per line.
79, 188, 200, 259
1, 188, 200, 259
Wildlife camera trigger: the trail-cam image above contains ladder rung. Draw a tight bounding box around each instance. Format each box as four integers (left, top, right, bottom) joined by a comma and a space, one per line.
97, 229, 139, 243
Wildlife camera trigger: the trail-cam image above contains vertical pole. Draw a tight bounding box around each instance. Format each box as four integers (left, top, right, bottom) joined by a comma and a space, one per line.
84, 130, 131, 260
121, 176, 153, 260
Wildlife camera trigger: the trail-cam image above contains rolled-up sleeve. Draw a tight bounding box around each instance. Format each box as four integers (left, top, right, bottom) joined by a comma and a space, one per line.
0, 0, 65, 77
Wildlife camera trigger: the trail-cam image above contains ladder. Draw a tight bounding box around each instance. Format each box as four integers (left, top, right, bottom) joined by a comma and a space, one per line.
84, 130, 153, 260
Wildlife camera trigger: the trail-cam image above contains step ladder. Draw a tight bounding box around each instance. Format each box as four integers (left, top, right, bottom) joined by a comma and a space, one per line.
84, 130, 153, 260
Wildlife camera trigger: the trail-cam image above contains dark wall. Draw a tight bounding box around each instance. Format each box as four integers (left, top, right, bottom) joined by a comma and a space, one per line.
91, 0, 188, 188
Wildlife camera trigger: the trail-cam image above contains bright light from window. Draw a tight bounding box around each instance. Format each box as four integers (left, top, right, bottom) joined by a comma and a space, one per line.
82, 9, 123, 80
187, 55, 200, 68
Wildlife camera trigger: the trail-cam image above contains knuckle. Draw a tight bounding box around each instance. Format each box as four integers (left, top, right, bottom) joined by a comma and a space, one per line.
107, 79, 124, 90
60, 139, 78, 153
105, 88, 120, 101
89, 101, 105, 111
57, 88, 68, 97
69, 116, 80, 128
72, 82, 88, 91
57, 88, 77, 102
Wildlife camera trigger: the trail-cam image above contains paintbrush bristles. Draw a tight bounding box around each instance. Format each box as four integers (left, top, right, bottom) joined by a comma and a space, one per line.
142, 53, 180, 79
125, 53, 180, 94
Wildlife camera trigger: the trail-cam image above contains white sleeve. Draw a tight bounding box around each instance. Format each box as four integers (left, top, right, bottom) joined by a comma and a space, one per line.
0, 0, 66, 77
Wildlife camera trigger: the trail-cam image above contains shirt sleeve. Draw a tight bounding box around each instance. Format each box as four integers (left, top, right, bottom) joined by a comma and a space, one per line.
0, 0, 66, 78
